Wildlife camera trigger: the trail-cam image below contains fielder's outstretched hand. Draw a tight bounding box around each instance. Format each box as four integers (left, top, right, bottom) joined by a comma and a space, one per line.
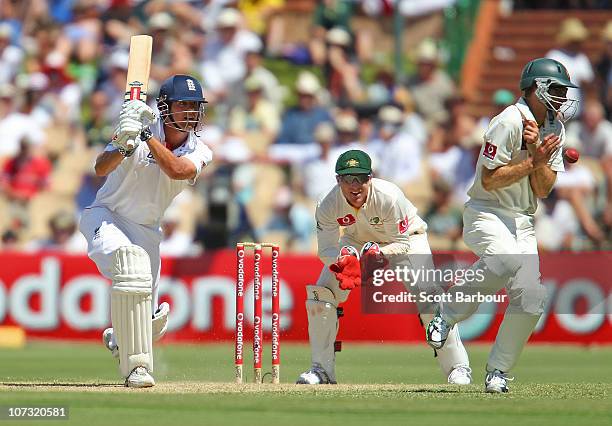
329, 246, 361, 290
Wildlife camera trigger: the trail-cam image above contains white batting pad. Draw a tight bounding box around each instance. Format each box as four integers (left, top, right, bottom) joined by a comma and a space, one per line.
305, 285, 338, 382
152, 302, 170, 342
110, 245, 153, 378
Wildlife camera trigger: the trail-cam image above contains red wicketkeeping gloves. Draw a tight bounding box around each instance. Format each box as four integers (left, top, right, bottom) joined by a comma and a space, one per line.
360, 242, 389, 281
329, 246, 361, 290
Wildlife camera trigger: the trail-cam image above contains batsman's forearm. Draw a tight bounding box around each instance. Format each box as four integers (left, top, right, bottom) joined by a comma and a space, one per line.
146, 137, 194, 180
529, 165, 556, 198
481, 159, 536, 191
94, 150, 124, 176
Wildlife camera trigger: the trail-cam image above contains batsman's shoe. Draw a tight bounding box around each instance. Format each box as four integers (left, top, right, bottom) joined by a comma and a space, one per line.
485, 369, 513, 393
426, 314, 451, 350
448, 366, 472, 385
296, 365, 337, 385
125, 366, 155, 388
102, 328, 119, 359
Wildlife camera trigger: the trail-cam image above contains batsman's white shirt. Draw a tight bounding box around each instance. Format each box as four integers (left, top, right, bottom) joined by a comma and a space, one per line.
90, 120, 212, 225
80, 122, 212, 306
316, 178, 427, 266
467, 98, 565, 215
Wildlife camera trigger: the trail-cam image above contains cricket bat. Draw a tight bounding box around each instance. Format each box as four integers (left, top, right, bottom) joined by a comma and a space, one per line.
124, 34, 153, 149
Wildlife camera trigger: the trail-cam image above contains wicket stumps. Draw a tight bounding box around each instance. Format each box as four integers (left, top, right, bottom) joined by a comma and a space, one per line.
235, 243, 280, 384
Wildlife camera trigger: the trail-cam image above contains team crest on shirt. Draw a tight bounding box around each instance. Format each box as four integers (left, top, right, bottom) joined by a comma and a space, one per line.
337, 214, 356, 226
398, 215, 409, 234
369, 216, 382, 227
483, 141, 497, 160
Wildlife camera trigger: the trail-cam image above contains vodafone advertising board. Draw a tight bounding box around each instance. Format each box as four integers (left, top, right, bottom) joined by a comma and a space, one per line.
0, 251, 610, 343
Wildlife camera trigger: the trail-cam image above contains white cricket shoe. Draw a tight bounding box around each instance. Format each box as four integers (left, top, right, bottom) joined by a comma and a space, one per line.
426, 314, 451, 350
448, 366, 472, 385
485, 369, 513, 393
296, 364, 336, 385
125, 366, 155, 388
102, 328, 119, 359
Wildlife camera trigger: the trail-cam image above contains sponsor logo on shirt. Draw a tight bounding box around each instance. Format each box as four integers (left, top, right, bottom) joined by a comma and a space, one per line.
483, 141, 497, 160
398, 214, 409, 234
368, 216, 382, 226
337, 214, 356, 226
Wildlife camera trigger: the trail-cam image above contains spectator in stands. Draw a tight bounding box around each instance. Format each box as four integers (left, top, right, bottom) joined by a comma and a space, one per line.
257, 185, 314, 252
321, 27, 364, 105
423, 178, 464, 249
407, 38, 456, 129
0, 22, 23, 85
546, 18, 594, 116
301, 122, 337, 201
27, 210, 87, 253
329, 113, 361, 158
429, 96, 481, 202
275, 71, 332, 145
99, 49, 129, 123
0, 137, 51, 203
565, 98, 612, 230
367, 104, 422, 186
245, 46, 284, 110
0, 229, 19, 251
17, 72, 53, 129
205, 8, 263, 88
228, 75, 281, 156
393, 86, 427, 147
309, 0, 355, 65
237, 0, 285, 40
202, 8, 263, 128
537, 159, 604, 250
84, 89, 114, 148
595, 21, 612, 119
159, 205, 196, 257
566, 98, 612, 158
0, 84, 46, 160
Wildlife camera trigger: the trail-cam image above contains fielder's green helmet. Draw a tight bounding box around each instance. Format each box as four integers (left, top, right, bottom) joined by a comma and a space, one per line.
519, 58, 578, 91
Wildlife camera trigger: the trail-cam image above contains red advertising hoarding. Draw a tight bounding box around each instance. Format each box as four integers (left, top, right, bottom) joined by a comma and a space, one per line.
0, 251, 610, 343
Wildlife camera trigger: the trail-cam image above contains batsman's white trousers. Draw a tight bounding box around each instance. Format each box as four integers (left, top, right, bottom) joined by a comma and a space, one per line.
79, 206, 162, 308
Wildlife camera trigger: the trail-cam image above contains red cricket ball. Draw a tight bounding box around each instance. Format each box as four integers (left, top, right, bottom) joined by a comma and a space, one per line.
564, 148, 580, 163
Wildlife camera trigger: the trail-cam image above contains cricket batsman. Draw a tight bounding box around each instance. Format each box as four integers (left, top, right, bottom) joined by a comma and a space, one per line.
79, 75, 212, 387
297, 149, 471, 385
425, 58, 577, 393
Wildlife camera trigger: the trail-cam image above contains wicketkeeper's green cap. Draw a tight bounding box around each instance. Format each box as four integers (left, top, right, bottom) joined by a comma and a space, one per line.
335, 150, 372, 175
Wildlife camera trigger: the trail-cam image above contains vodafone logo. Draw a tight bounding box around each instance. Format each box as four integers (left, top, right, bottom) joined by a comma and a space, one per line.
483, 141, 497, 160
337, 214, 356, 226
398, 214, 409, 234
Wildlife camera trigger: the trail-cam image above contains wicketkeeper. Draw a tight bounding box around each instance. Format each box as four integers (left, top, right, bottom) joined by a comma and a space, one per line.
296, 150, 471, 385
79, 75, 211, 387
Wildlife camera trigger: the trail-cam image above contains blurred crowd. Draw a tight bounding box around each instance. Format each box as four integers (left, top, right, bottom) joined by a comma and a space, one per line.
0, 0, 611, 256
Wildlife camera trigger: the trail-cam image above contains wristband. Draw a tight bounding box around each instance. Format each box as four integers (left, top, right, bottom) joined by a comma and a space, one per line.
140, 127, 153, 143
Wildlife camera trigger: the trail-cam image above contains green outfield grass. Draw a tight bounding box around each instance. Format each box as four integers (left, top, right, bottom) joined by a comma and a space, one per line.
0, 342, 610, 426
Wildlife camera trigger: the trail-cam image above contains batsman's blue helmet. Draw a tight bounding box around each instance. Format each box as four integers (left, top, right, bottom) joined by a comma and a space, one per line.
157, 75, 207, 133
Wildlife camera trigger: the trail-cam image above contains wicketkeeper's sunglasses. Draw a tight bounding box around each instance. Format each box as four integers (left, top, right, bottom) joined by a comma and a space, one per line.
338, 174, 371, 185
